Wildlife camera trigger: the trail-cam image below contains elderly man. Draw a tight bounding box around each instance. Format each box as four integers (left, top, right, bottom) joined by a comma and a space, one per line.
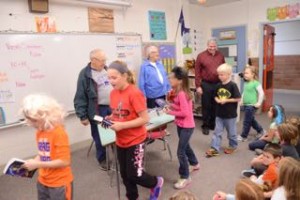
74, 49, 112, 170
195, 38, 225, 135
139, 45, 170, 108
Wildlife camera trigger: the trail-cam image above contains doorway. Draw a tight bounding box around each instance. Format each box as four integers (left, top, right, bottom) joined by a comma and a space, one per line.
259, 19, 300, 114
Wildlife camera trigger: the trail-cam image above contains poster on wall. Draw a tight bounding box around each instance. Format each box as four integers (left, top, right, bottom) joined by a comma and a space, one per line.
148, 11, 167, 40
218, 45, 238, 72
88, 7, 114, 33
267, 3, 300, 21
35, 17, 56, 33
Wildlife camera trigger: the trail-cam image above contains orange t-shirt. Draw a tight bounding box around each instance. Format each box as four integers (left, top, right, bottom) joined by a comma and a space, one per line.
110, 84, 147, 148
262, 162, 278, 189
36, 125, 73, 187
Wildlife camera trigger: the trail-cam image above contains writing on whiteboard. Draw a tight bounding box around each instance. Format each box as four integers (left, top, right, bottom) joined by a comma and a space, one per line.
5, 43, 43, 57
0, 72, 9, 83
0, 90, 15, 103
15, 81, 26, 88
10, 61, 30, 70
30, 69, 45, 79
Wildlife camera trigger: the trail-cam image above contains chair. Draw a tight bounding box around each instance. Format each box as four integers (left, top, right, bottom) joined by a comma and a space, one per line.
87, 140, 94, 157
144, 125, 173, 167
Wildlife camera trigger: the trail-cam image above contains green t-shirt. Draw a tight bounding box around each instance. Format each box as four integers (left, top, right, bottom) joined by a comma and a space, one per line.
243, 80, 260, 105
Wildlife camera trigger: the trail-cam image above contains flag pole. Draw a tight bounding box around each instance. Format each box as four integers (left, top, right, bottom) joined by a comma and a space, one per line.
174, 5, 183, 42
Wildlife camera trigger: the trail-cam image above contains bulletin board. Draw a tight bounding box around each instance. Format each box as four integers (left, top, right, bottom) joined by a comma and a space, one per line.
142, 42, 176, 73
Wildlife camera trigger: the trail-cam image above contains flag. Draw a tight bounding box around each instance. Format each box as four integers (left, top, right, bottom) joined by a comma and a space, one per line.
178, 8, 190, 36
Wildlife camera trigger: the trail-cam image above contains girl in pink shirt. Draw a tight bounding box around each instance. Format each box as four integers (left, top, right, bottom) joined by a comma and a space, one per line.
165, 66, 199, 189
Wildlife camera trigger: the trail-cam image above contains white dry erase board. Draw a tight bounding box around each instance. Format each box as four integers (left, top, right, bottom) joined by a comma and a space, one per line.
0, 33, 142, 127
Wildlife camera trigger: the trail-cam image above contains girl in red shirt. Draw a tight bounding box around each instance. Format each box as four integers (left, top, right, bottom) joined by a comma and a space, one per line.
107, 61, 163, 200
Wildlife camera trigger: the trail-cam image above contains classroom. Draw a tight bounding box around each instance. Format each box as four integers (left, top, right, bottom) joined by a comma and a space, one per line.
0, 0, 300, 200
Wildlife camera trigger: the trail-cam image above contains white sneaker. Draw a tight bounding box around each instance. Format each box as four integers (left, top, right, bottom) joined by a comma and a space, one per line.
189, 164, 200, 173
237, 135, 247, 142
174, 177, 192, 189
256, 129, 266, 139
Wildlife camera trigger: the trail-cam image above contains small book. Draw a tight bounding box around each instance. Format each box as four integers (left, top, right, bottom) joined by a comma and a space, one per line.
3, 158, 36, 178
94, 115, 113, 128
155, 98, 168, 109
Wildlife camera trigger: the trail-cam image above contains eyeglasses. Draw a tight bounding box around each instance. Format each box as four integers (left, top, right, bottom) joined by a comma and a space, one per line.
93, 57, 107, 63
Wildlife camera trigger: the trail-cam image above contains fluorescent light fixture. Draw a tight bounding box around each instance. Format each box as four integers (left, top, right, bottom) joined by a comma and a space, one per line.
76, 0, 131, 7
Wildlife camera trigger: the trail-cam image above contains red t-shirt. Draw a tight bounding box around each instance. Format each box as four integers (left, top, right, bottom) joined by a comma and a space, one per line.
110, 84, 147, 148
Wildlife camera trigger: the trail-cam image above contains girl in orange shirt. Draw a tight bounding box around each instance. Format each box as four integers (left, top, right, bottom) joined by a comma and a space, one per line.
21, 94, 73, 200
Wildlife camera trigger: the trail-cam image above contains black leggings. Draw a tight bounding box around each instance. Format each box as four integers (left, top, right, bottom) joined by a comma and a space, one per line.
117, 143, 157, 200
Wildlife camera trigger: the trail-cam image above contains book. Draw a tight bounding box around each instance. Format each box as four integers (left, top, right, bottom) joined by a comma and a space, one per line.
3, 158, 36, 178
155, 98, 168, 109
94, 115, 113, 128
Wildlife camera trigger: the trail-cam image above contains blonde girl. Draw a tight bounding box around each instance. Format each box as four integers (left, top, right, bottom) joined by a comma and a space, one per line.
21, 94, 73, 200
213, 179, 264, 200
271, 157, 300, 200
238, 65, 264, 141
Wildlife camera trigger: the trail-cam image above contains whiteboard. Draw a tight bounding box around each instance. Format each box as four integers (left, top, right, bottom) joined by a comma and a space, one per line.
0, 33, 142, 126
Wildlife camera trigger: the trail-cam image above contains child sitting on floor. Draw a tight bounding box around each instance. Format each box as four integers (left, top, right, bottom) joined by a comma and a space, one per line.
169, 190, 198, 200
286, 116, 300, 156
248, 105, 285, 152
249, 143, 282, 194
278, 122, 299, 159
271, 157, 300, 200
212, 179, 264, 200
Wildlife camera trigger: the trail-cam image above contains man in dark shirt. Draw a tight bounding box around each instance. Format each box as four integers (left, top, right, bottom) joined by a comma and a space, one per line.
195, 38, 225, 135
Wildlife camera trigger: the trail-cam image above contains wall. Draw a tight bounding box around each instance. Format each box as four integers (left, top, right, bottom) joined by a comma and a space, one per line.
0, 0, 183, 166
274, 55, 300, 90
273, 20, 300, 55
188, 0, 300, 58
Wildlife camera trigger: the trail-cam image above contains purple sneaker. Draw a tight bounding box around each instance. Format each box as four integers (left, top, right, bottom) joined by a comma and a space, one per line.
149, 176, 164, 200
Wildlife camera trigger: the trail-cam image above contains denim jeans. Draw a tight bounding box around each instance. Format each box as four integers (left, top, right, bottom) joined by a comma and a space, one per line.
211, 117, 238, 152
241, 106, 263, 138
248, 139, 268, 151
90, 105, 111, 163
177, 126, 199, 179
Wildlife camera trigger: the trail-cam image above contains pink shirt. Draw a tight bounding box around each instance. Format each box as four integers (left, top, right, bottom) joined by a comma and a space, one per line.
168, 91, 195, 128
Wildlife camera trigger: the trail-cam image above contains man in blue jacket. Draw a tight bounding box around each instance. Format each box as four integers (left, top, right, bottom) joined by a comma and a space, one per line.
74, 49, 112, 170
139, 45, 170, 108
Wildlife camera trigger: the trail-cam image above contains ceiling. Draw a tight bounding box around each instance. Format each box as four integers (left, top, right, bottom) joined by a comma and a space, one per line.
189, 0, 241, 7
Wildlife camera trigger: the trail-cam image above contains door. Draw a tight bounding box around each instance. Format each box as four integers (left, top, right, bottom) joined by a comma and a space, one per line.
262, 24, 275, 111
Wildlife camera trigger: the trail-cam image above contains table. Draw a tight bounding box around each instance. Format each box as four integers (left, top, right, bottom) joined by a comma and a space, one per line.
97, 113, 175, 200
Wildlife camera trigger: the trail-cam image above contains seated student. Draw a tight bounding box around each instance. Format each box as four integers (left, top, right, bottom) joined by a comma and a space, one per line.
249, 143, 282, 193
286, 116, 300, 156
243, 122, 299, 178
169, 190, 198, 200
277, 122, 299, 159
212, 179, 264, 200
21, 94, 74, 200
271, 157, 300, 200
248, 105, 285, 152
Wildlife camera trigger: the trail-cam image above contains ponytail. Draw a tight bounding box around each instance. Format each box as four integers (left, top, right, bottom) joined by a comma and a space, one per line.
108, 60, 136, 84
